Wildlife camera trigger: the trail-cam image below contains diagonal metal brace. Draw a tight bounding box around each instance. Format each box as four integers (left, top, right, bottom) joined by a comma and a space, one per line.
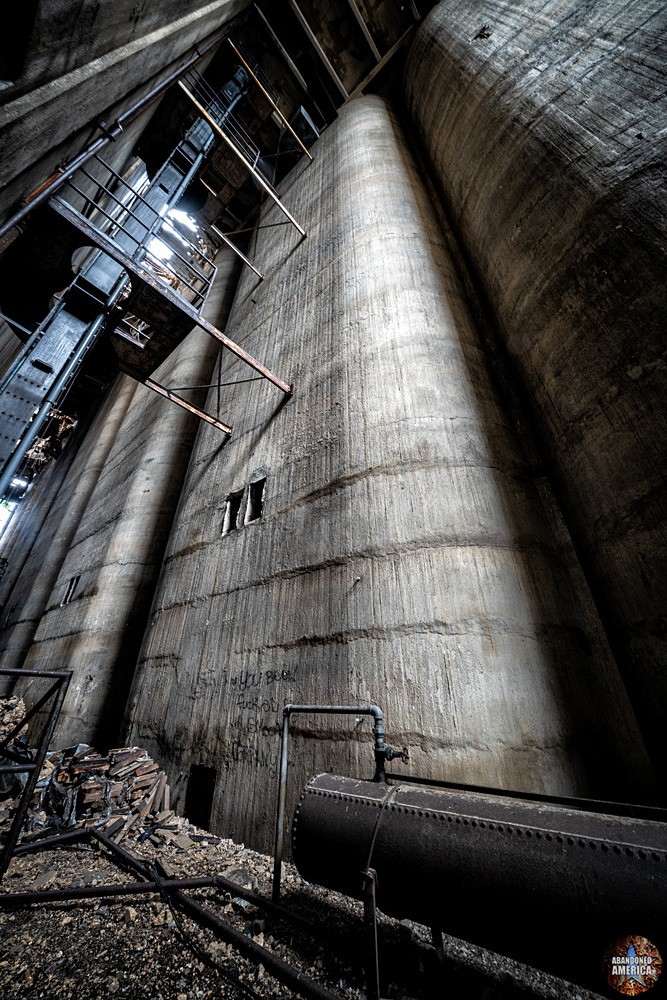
49, 197, 293, 396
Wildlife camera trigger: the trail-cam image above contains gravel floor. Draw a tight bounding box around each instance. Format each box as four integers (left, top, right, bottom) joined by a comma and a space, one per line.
0, 821, 607, 1000
0, 701, 606, 1000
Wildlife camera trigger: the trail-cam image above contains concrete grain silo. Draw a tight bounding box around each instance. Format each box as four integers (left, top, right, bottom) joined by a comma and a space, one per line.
0, 0, 664, 855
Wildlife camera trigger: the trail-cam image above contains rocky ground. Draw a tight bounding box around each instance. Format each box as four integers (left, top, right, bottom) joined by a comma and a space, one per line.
0, 698, 605, 999
0, 822, 606, 1000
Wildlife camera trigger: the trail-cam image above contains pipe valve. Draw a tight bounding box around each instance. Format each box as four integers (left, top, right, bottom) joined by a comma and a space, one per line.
384, 745, 409, 765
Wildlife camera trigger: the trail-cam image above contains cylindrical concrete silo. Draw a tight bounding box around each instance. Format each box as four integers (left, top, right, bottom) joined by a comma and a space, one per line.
0, 375, 137, 672
404, 0, 667, 776
15, 251, 240, 748
126, 96, 652, 852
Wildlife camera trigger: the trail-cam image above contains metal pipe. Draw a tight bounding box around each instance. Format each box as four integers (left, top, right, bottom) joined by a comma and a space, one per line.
12, 828, 89, 854
227, 39, 314, 161
0, 26, 233, 243
209, 220, 264, 279
90, 830, 340, 1000
0, 875, 222, 907
292, 774, 667, 992
272, 703, 385, 902
169, 888, 341, 1000
178, 81, 306, 237
142, 377, 232, 435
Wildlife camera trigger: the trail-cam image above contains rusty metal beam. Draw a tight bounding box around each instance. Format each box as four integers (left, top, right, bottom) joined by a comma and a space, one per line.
178, 81, 306, 237
288, 0, 349, 99
90, 830, 341, 1000
341, 0, 381, 61
227, 38, 314, 161
209, 222, 264, 279
142, 378, 232, 435
49, 198, 293, 395
0, 875, 222, 907
348, 27, 416, 100
199, 178, 264, 278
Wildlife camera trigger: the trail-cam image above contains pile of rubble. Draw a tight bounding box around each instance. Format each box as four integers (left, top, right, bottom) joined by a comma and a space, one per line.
1, 697, 199, 849
27, 743, 197, 848
0, 695, 25, 741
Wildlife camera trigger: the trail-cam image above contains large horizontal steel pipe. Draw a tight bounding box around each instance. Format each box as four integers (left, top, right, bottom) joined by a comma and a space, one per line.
292, 774, 667, 991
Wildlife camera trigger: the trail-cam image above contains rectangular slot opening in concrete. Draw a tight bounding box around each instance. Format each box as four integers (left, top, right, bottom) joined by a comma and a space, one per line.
184, 764, 216, 830
60, 574, 80, 606
223, 490, 244, 534
245, 477, 266, 524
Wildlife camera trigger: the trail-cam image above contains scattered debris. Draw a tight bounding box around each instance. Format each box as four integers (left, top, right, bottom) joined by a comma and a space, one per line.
0, 695, 25, 741
0, 700, 605, 1000
15, 742, 198, 849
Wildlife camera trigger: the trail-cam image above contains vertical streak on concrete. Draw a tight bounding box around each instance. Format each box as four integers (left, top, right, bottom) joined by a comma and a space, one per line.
126, 96, 652, 852
404, 0, 667, 775
17, 250, 240, 748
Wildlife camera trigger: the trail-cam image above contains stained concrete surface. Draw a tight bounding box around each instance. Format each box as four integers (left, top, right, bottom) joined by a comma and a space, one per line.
125, 96, 651, 851
404, 0, 667, 777
2, 252, 240, 748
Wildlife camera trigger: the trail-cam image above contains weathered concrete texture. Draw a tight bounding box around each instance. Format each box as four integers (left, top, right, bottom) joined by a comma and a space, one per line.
0, 0, 248, 227
126, 96, 651, 853
0, 376, 137, 670
8, 251, 240, 748
404, 0, 667, 776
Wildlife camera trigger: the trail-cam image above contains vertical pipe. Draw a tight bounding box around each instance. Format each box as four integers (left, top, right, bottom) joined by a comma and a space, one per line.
272, 709, 291, 901
272, 704, 386, 901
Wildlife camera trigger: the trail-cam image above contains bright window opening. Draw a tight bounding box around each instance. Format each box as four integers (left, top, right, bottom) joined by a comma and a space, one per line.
223, 490, 244, 534
245, 478, 266, 524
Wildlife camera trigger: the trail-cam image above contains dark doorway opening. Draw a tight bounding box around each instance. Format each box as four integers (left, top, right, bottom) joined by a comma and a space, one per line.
184, 764, 217, 831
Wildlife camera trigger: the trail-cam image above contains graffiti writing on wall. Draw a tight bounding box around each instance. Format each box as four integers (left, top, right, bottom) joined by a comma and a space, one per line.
224, 665, 299, 778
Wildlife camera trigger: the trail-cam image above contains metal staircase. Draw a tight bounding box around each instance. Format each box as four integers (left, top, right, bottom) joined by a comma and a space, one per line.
0, 46, 307, 498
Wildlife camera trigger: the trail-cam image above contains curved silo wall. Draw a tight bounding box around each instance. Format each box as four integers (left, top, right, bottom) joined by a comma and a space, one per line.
13, 252, 239, 748
126, 96, 651, 851
404, 0, 667, 774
